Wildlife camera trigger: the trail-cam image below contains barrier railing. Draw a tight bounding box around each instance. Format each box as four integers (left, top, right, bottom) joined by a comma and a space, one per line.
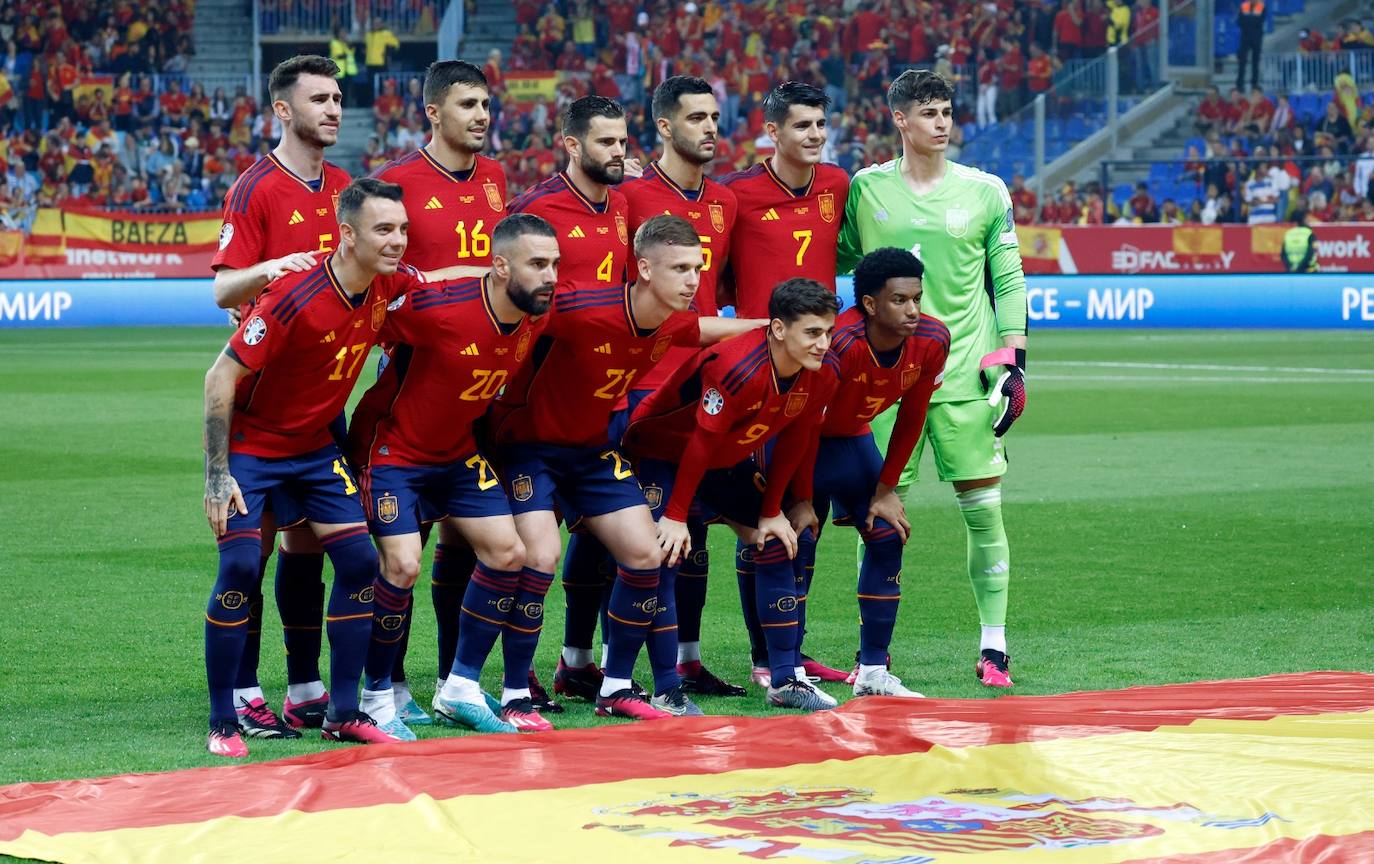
257, 0, 444, 37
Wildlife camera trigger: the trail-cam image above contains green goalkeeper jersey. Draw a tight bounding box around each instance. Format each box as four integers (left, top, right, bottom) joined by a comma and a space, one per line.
837, 157, 1027, 403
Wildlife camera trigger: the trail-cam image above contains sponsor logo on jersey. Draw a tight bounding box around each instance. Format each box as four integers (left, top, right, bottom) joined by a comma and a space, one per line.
651, 335, 672, 361
424, 196, 443, 210
642, 484, 663, 509
784, 392, 808, 417
371, 298, 387, 331
945, 207, 969, 238
512, 474, 534, 502
515, 330, 531, 361
484, 181, 503, 212
819, 191, 836, 223
761, 208, 780, 221
460, 194, 475, 204
243, 316, 267, 345
288, 210, 304, 226
315, 207, 328, 216
568, 226, 586, 239
615, 214, 629, 245
461, 342, 480, 356
218, 222, 235, 249
901, 365, 921, 389
702, 387, 725, 415
709, 203, 726, 232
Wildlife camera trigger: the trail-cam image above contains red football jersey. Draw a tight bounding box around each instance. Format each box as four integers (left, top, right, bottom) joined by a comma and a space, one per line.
624, 327, 840, 520
374, 148, 507, 270
213, 153, 351, 272
821, 307, 950, 488
348, 277, 542, 467
489, 283, 700, 449
718, 161, 849, 317
621, 161, 739, 396
226, 258, 418, 459
508, 171, 629, 294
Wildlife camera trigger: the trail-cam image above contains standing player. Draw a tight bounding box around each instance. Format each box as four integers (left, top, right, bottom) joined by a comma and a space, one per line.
815, 248, 949, 697
507, 95, 633, 700
836, 70, 1027, 688
488, 215, 755, 720
720, 80, 851, 685
201, 178, 418, 757
210, 55, 351, 738
579, 74, 744, 697
369, 59, 506, 725
349, 214, 556, 736
622, 278, 842, 712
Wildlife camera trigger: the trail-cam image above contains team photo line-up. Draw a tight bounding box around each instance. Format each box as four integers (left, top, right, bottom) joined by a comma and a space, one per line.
200, 52, 1027, 758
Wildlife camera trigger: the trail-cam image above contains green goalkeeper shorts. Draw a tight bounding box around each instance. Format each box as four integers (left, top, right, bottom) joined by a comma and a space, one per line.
870, 398, 1008, 486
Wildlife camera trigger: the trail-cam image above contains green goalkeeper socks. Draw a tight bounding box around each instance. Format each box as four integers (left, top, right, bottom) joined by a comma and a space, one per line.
956, 485, 1009, 627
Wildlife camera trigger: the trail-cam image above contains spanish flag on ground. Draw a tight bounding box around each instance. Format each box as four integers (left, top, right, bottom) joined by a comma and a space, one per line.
2, 672, 1371, 862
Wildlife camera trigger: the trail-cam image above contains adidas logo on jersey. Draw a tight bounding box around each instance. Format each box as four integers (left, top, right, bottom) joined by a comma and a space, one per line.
761, 208, 780, 221
461, 343, 480, 356
288, 210, 304, 225
594, 342, 612, 354
568, 226, 586, 238
424, 196, 444, 210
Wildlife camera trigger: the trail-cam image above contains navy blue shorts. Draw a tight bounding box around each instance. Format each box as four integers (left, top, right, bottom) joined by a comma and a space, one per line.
502, 442, 648, 525
813, 433, 883, 527
636, 456, 767, 528
360, 453, 512, 536
228, 443, 365, 532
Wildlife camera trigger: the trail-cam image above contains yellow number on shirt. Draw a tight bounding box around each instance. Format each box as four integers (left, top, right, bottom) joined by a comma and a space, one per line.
793, 229, 812, 266
316, 233, 335, 253
454, 220, 491, 259
464, 453, 500, 491
594, 368, 637, 400
736, 423, 770, 445
332, 459, 358, 494
858, 396, 887, 420
327, 343, 368, 381
600, 449, 633, 480
596, 251, 615, 283
699, 235, 713, 272
459, 368, 508, 401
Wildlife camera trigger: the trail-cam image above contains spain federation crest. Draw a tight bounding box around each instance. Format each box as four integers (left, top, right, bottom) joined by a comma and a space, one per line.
376, 494, 399, 524
708, 203, 726, 233
515, 330, 532, 362
615, 214, 628, 245
651, 335, 672, 362
819, 191, 836, 223
784, 392, 808, 417
371, 298, 387, 331
945, 207, 970, 238
901, 365, 921, 390
330, 191, 340, 213
642, 485, 663, 509
512, 474, 534, 502
483, 181, 503, 212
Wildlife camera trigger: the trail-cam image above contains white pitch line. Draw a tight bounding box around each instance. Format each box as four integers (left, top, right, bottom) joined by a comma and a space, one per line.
1036, 361, 1374, 376
1035, 374, 1366, 384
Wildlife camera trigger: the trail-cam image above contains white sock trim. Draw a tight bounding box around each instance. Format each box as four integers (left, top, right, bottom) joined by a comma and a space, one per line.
287, 681, 326, 703
600, 676, 632, 698
361, 687, 396, 723
677, 641, 702, 664
981, 624, 1007, 654
956, 486, 1002, 509
501, 687, 532, 705
232, 686, 265, 706
562, 646, 595, 667
439, 675, 484, 705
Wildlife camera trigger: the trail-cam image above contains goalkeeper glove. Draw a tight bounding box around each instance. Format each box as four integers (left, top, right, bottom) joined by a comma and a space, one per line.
979, 347, 1026, 438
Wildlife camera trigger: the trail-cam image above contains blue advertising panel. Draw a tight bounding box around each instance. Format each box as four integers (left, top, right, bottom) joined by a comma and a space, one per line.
0, 279, 222, 328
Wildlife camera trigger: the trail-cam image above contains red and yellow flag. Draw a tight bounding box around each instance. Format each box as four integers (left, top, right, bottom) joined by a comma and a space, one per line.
1, 673, 1371, 863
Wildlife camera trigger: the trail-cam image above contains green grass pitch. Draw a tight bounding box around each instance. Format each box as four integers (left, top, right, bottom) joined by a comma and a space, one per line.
1, 327, 1371, 786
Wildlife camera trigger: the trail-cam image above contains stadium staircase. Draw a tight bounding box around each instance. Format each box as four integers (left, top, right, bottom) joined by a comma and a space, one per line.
459, 0, 518, 65
189, 0, 256, 86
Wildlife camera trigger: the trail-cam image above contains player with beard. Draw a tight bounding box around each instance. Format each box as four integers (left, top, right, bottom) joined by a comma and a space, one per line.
565, 75, 746, 699
207, 55, 351, 740
507, 96, 635, 703
365, 59, 510, 727
348, 214, 556, 735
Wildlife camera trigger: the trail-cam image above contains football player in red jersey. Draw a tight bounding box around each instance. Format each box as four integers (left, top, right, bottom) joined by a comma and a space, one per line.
202, 178, 423, 757
815, 248, 949, 698
368, 59, 509, 726
622, 278, 842, 712
208, 55, 352, 738
488, 215, 757, 720
720, 80, 852, 684
571, 75, 746, 698
509, 96, 630, 295
347, 214, 557, 736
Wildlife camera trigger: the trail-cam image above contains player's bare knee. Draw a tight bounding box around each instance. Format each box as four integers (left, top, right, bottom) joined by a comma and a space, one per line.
621, 542, 662, 573
523, 540, 560, 574
479, 541, 526, 573
380, 552, 421, 589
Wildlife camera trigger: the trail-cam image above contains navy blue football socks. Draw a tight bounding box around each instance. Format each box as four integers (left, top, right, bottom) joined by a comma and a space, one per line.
206, 529, 262, 725
363, 576, 412, 692
645, 563, 681, 694
274, 549, 325, 685
503, 566, 554, 689
603, 565, 659, 681
321, 527, 379, 715
734, 539, 768, 666
561, 533, 611, 655
858, 519, 904, 665
232, 555, 270, 690
752, 538, 800, 687
452, 562, 518, 680
430, 542, 475, 682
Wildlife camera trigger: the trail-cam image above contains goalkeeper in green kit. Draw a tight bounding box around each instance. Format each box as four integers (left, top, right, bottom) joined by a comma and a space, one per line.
836, 70, 1027, 688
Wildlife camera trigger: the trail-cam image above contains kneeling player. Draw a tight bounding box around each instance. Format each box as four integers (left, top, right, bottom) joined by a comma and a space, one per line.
623, 278, 842, 712
349, 214, 556, 736
815, 248, 948, 696
202, 178, 421, 756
